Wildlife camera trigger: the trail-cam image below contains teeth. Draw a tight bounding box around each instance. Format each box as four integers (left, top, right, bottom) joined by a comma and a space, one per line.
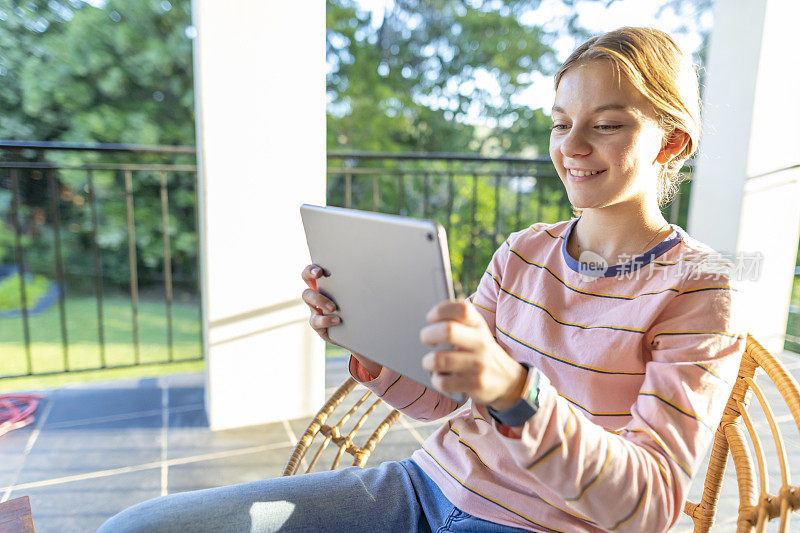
569, 169, 603, 177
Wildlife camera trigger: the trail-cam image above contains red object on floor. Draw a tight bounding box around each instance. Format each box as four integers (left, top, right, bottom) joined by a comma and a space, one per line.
0, 395, 43, 437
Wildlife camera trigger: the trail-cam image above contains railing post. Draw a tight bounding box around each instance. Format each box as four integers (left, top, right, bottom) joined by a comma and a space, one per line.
86, 169, 107, 368
123, 169, 141, 365
9, 168, 33, 375
423, 172, 430, 219
372, 175, 379, 212
397, 174, 405, 215
515, 172, 523, 231
159, 171, 175, 362
494, 173, 501, 249
468, 173, 478, 292
446, 171, 454, 238
48, 169, 69, 371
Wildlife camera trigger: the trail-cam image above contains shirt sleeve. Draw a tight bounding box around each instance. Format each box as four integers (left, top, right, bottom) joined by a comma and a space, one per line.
492, 265, 746, 531
347, 237, 515, 421
348, 356, 462, 421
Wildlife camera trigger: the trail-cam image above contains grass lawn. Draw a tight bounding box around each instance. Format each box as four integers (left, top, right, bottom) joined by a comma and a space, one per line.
787, 275, 800, 353
2, 277, 795, 392
325, 345, 349, 359
0, 293, 203, 392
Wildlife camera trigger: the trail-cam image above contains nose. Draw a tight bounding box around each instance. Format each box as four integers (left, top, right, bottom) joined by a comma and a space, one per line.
559, 126, 592, 158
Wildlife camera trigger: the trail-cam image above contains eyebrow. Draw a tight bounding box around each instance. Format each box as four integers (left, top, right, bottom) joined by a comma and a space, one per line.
551, 104, 633, 114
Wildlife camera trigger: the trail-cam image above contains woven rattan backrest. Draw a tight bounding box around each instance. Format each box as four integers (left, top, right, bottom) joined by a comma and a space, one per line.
282, 377, 401, 476
683, 335, 800, 532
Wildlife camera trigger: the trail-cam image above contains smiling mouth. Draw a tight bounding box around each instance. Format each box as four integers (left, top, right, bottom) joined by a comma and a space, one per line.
568, 169, 607, 178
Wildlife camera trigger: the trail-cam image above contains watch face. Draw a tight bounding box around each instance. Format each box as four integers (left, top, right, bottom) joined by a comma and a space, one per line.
526, 368, 540, 406
526, 387, 538, 404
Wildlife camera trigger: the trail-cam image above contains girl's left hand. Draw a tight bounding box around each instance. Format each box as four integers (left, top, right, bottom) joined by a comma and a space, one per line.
420, 301, 527, 411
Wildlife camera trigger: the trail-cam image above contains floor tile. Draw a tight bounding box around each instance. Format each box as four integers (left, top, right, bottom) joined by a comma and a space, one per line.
167, 443, 293, 494
167, 413, 291, 461
9, 468, 160, 533
14, 416, 162, 485
0, 425, 36, 490
45, 386, 161, 426
167, 385, 204, 411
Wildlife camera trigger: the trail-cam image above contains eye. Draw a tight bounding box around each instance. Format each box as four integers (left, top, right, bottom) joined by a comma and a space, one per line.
551, 124, 570, 131
596, 124, 623, 131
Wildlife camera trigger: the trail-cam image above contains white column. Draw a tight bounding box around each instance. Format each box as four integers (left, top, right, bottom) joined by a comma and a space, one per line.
688, 0, 800, 353
192, 0, 326, 429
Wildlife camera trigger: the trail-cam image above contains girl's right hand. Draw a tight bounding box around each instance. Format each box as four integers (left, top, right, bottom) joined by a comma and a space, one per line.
301, 264, 383, 377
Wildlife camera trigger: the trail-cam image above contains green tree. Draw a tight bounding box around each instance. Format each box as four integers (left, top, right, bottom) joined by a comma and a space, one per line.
327, 0, 557, 157
0, 0, 77, 141
326, 0, 715, 157
0, 0, 194, 145
0, 0, 197, 292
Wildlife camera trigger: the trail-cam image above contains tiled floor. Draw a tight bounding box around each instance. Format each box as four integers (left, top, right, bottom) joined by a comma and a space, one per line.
1, 354, 799, 532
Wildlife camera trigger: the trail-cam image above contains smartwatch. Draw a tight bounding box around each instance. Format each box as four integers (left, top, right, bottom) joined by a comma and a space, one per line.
487, 363, 540, 427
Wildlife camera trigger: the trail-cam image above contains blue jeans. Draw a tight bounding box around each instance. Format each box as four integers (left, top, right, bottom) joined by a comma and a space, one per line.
97, 458, 530, 532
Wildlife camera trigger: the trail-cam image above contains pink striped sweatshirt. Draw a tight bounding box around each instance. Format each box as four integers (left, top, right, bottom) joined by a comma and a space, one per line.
349, 218, 746, 532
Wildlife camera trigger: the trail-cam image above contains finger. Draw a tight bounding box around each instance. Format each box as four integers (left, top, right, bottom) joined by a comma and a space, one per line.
301, 264, 326, 289
419, 320, 483, 350
426, 300, 483, 327
302, 288, 337, 313
307, 316, 335, 344
430, 371, 476, 395
310, 314, 341, 331
422, 349, 477, 374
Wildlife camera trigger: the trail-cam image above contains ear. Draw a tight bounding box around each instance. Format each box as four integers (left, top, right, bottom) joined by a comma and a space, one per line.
656, 130, 690, 164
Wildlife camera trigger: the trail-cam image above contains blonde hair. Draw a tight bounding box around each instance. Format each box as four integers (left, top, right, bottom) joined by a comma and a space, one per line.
555, 27, 701, 207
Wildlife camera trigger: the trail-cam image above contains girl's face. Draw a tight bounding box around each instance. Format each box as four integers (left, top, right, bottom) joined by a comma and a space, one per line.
549, 60, 666, 211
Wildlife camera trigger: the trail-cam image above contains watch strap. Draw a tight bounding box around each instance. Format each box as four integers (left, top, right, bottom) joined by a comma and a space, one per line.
487, 363, 540, 427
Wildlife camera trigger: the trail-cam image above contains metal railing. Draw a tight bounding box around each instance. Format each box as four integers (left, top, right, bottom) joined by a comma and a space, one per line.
0, 142, 202, 379
326, 151, 693, 296
0, 145, 701, 380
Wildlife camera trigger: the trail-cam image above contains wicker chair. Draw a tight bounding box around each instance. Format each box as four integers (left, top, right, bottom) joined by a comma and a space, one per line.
683, 334, 800, 532
284, 335, 800, 531
282, 377, 401, 475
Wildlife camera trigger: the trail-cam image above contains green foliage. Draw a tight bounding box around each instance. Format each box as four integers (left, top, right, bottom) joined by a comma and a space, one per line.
0, 0, 197, 291
0, 209, 15, 265
0, 0, 194, 145
327, 0, 557, 156
0, 272, 49, 310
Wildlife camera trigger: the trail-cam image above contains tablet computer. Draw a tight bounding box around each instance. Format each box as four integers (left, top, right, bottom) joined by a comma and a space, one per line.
300, 204, 462, 401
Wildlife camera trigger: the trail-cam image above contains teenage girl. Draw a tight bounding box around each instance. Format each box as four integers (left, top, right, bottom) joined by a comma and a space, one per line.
99, 27, 745, 533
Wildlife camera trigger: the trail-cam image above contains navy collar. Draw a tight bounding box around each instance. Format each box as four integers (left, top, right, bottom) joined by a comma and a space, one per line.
561, 217, 684, 278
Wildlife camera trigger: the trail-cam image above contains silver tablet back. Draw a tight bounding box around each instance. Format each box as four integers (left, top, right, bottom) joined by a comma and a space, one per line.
300, 204, 459, 400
